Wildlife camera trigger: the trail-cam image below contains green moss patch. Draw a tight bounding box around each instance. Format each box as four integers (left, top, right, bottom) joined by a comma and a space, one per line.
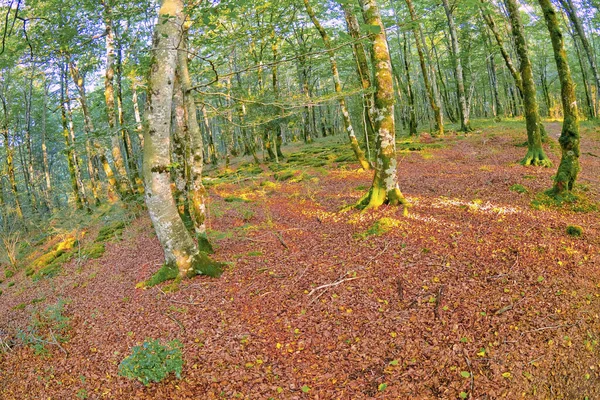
95, 221, 126, 243
531, 190, 598, 213
81, 243, 106, 259
145, 263, 179, 287
566, 225, 583, 237
509, 184, 528, 194
360, 217, 403, 238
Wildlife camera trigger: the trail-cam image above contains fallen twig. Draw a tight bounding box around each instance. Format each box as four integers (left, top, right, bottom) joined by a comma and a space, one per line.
464, 353, 474, 398
434, 285, 445, 320
520, 320, 580, 335
272, 231, 288, 249
308, 276, 362, 297
165, 312, 186, 333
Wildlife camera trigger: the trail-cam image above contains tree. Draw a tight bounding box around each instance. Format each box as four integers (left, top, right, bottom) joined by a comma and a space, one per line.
441, 0, 471, 132
304, 0, 371, 170
504, 0, 551, 167
357, 0, 407, 210
538, 0, 580, 194
143, 0, 223, 279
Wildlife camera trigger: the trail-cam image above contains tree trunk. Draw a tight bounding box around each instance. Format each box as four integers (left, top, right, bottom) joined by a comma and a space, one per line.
538, 0, 580, 194
69, 59, 119, 203
504, 0, 551, 167
405, 0, 443, 136
304, 0, 371, 170
177, 21, 214, 253
116, 41, 143, 193
559, 0, 600, 116
144, 0, 222, 278
343, 3, 377, 143
102, 0, 133, 197
358, 0, 407, 210
441, 0, 471, 131
0, 95, 23, 218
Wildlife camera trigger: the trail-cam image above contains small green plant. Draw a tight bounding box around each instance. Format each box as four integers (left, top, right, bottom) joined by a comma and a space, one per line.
509, 184, 528, 194
5, 269, 14, 279
118, 339, 183, 386
17, 299, 71, 357
566, 225, 583, 237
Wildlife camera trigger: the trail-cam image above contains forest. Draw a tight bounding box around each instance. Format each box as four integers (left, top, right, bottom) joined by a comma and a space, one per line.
0, 0, 599, 398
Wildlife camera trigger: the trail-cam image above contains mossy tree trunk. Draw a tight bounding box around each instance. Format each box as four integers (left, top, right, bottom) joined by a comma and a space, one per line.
482, 0, 547, 139
144, 0, 222, 278
359, 0, 407, 210
538, 0, 580, 194
176, 21, 214, 253
0, 94, 23, 218
116, 42, 144, 193
102, 0, 133, 197
559, 0, 600, 116
342, 3, 377, 144
504, 0, 551, 167
304, 0, 371, 170
69, 59, 119, 203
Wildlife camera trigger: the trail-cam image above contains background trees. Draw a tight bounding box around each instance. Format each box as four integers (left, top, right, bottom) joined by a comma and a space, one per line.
1, 0, 598, 268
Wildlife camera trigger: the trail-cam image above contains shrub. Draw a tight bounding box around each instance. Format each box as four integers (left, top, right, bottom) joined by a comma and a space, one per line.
566, 225, 583, 237
118, 339, 183, 386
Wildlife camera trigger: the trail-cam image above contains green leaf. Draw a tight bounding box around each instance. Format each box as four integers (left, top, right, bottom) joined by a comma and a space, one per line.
389, 359, 399, 366
459, 392, 468, 399
301, 385, 310, 393
378, 383, 387, 391
460, 371, 471, 378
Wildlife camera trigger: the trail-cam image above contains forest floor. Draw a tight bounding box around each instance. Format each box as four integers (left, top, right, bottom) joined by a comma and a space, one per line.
1, 120, 600, 399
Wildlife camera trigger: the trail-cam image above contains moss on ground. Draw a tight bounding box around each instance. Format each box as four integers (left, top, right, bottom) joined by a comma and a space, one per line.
360, 217, 403, 238
566, 225, 583, 237
510, 184, 528, 194
96, 221, 126, 243
531, 190, 598, 213
81, 243, 106, 259
145, 264, 179, 287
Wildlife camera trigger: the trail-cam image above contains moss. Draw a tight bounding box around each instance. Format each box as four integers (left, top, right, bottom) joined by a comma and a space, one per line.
5, 269, 14, 279
82, 243, 106, 259
509, 184, 528, 194
13, 303, 26, 311
274, 170, 296, 181
260, 181, 278, 190
566, 225, 583, 237
361, 217, 403, 238
189, 252, 225, 278
8, 282, 14, 287
32, 251, 75, 281
531, 190, 597, 213
145, 263, 179, 287
197, 234, 214, 254
334, 153, 355, 163
247, 251, 263, 257
95, 221, 126, 243
224, 196, 251, 203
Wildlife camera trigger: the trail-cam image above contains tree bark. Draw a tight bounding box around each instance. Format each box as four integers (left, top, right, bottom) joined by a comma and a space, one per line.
102, 0, 133, 196
144, 0, 222, 278
359, 0, 407, 210
441, 0, 471, 131
504, 0, 551, 166
538, 0, 580, 193
559, 0, 600, 116
405, 0, 443, 136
